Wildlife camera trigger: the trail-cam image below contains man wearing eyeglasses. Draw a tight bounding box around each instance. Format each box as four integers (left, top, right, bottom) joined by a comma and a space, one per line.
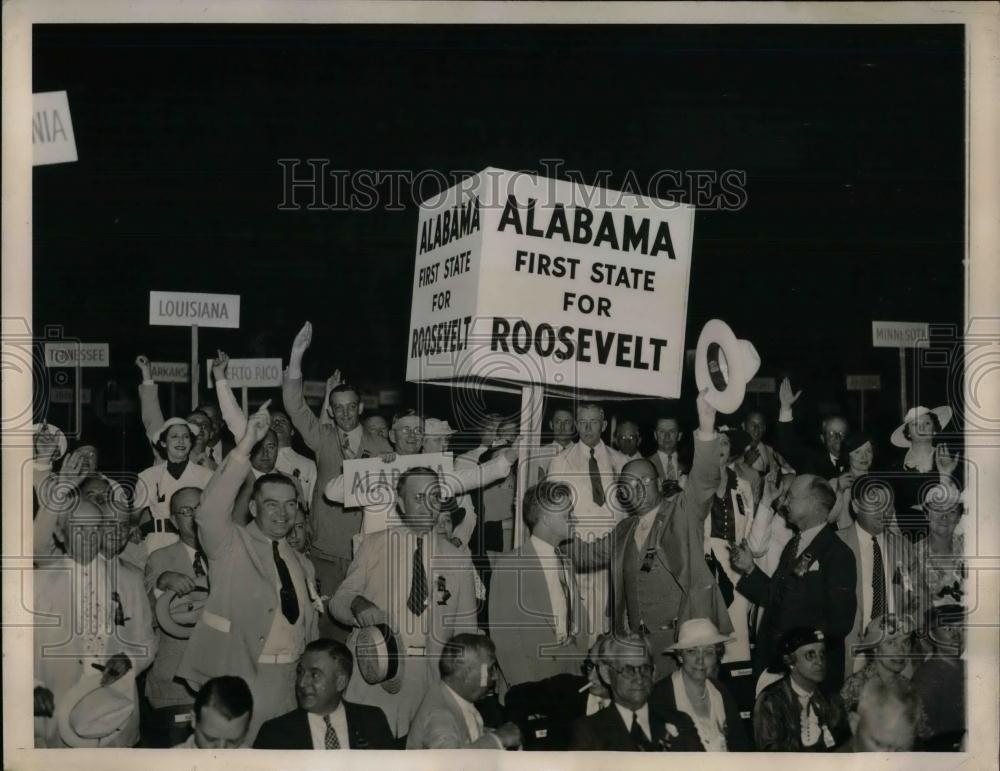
568, 632, 703, 751
774, 378, 849, 480
143, 486, 209, 745
613, 420, 643, 461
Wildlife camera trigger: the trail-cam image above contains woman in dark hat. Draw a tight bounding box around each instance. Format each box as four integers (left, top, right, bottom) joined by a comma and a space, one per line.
833, 432, 875, 493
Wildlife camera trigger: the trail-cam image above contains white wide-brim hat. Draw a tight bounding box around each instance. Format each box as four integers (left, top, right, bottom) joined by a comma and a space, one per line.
355, 623, 405, 694
155, 587, 210, 640
149, 416, 201, 445
890, 405, 953, 448
424, 418, 456, 437
666, 618, 733, 652
32, 422, 68, 461
695, 320, 761, 414
56, 667, 136, 747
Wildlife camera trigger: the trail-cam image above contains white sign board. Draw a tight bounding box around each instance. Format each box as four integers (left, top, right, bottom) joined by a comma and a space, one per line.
32, 91, 78, 166
50, 387, 91, 404
746, 377, 776, 394
342, 452, 454, 509
150, 361, 190, 383
44, 342, 109, 368
872, 321, 929, 348
149, 291, 240, 329
206, 358, 282, 389
405, 167, 696, 398
846, 375, 882, 391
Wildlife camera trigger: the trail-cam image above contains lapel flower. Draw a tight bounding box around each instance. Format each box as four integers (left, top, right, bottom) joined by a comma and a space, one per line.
665, 722, 679, 738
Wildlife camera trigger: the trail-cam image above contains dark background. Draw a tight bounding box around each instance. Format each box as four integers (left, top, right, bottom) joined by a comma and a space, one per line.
31, 24, 966, 471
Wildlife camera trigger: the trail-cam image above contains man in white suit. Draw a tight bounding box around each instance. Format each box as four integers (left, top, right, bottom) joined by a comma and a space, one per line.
176, 403, 319, 744
546, 402, 628, 643
330, 467, 478, 738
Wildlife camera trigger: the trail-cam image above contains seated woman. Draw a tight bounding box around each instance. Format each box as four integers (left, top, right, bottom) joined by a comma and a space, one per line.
652, 619, 749, 751
912, 483, 966, 610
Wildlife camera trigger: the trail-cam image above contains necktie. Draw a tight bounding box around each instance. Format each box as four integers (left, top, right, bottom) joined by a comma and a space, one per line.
340, 432, 356, 460
771, 532, 801, 612
272, 540, 300, 624
630, 711, 649, 749
871, 535, 886, 622
406, 536, 428, 616
555, 545, 574, 638
193, 548, 210, 590
588, 448, 606, 506
666, 454, 675, 481
323, 714, 340, 749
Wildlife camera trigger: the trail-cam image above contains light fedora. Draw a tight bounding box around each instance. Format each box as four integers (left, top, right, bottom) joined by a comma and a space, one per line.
33, 422, 68, 461
355, 623, 405, 694
56, 667, 137, 747
695, 320, 761, 415
890, 405, 953, 448
155, 587, 210, 640
667, 618, 733, 652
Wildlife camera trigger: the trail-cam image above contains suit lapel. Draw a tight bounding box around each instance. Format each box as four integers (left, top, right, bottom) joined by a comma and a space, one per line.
522, 541, 557, 634
295, 709, 314, 749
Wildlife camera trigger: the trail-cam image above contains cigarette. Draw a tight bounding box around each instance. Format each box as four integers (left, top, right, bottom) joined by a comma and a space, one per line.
577, 681, 593, 693
91, 663, 106, 672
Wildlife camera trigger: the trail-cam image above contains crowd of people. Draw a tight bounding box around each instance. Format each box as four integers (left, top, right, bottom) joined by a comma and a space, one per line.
31, 320, 967, 752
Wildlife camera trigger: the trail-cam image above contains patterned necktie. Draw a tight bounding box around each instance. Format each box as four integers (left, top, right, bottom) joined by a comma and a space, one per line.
407, 536, 428, 616
340, 431, 356, 460
272, 540, 300, 624
589, 448, 606, 506
630, 711, 649, 750
323, 714, 340, 749
193, 548, 210, 590
871, 535, 886, 622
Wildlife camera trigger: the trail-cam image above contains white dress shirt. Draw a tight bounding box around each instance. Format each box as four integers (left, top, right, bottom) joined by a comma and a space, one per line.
855, 522, 891, 625
614, 702, 651, 741
586, 692, 611, 716
529, 535, 569, 641
307, 703, 350, 749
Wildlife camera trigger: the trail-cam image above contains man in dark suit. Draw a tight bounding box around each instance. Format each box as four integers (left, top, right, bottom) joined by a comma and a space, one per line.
730, 474, 857, 690
773, 378, 849, 480
568, 632, 703, 751
503, 635, 613, 750
253, 638, 394, 749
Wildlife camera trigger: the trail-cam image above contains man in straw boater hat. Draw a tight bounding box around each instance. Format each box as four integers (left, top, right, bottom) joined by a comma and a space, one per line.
175, 401, 319, 744
33, 491, 157, 747
330, 465, 478, 738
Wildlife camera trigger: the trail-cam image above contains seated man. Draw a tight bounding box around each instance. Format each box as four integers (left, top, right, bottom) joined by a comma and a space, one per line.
176, 676, 253, 748
503, 635, 613, 751
568, 632, 703, 751
752, 627, 850, 752
406, 634, 522, 749
841, 678, 921, 752
254, 638, 394, 749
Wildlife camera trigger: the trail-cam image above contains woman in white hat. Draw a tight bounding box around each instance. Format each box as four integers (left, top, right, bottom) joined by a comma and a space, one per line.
651, 619, 749, 751
133, 418, 213, 554
889, 406, 960, 533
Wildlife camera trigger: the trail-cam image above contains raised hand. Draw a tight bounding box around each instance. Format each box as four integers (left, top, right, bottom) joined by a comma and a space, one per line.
34, 425, 62, 465
327, 369, 343, 391
936, 444, 959, 475
57, 448, 88, 489
290, 321, 313, 361
240, 399, 272, 448
779, 378, 802, 410
729, 539, 755, 575
135, 355, 151, 380
211, 350, 230, 381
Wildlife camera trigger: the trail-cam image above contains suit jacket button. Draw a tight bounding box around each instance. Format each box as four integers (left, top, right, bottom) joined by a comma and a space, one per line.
259, 636, 265, 642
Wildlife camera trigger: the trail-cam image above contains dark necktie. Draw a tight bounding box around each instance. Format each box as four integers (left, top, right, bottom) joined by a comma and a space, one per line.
193, 548, 210, 590
324, 714, 340, 749
871, 535, 886, 622
407, 536, 429, 616
589, 448, 606, 506
771, 532, 802, 612
555, 544, 575, 637
630, 711, 649, 750
272, 540, 300, 624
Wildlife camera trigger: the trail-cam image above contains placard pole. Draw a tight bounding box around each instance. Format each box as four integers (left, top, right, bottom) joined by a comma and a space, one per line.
899, 347, 907, 420
190, 324, 199, 409
242, 386, 249, 419
514, 384, 545, 549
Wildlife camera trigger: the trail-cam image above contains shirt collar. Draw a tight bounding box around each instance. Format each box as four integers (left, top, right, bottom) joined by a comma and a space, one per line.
855, 520, 883, 543
789, 676, 816, 702
798, 522, 827, 551
614, 701, 649, 724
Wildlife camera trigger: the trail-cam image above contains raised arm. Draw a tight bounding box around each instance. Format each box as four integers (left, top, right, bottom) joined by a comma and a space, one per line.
135, 355, 165, 442
680, 391, 723, 521
211, 350, 248, 440
196, 400, 272, 557
773, 377, 806, 471
33, 449, 87, 557
282, 321, 323, 450
445, 443, 517, 498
